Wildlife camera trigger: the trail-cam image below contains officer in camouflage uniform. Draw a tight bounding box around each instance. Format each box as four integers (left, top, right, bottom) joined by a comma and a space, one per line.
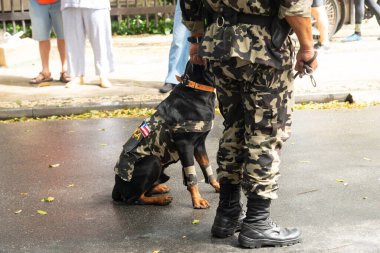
181, 0, 318, 248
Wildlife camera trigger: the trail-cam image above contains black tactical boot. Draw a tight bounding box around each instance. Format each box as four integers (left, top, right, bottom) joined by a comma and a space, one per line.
238, 195, 301, 248
211, 184, 245, 238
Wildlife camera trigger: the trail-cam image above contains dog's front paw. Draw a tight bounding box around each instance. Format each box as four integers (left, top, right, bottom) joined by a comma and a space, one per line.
157, 195, 173, 206
192, 197, 210, 209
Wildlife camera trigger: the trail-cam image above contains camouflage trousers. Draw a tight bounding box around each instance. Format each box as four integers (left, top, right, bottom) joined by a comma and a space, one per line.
209, 57, 294, 199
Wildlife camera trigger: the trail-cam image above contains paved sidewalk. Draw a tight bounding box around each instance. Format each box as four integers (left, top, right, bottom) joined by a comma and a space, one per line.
0, 19, 380, 118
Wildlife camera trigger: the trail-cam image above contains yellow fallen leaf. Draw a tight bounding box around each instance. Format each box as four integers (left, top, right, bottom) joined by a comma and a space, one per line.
363, 157, 371, 161
336, 179, 345, 183
41, 197, 55, 202
14, 210, 22, 214
20, 192, 28, 197
37, 210, 47, 215
192, 219, 200, 225
66, 184, 75, 188
153, 251, 160, 253
49, 163, 60, 168
100, 144, 108, 146
37, 82, 50, 87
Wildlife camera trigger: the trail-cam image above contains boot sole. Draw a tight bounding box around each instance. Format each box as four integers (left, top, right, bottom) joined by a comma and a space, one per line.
238, 234, 301, 248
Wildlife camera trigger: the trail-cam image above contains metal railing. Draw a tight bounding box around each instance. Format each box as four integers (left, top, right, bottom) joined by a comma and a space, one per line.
0, 0, 175, 33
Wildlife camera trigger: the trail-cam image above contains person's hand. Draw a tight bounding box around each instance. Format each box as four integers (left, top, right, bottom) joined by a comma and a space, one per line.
295, 49, 318, 74
189, 43, 206, 65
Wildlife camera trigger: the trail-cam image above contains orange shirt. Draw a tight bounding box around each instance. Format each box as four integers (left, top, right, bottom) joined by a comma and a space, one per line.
37, 0, 58, 4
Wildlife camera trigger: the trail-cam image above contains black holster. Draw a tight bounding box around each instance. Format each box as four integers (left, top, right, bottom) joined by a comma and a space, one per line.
270, 17, 292, 50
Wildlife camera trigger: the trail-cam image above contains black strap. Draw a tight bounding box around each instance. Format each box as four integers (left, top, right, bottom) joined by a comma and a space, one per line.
237, 14, 272, 26
212, 12, 272, 26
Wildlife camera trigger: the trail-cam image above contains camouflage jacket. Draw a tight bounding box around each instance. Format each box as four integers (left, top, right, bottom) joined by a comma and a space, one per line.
181, 0, 312, 69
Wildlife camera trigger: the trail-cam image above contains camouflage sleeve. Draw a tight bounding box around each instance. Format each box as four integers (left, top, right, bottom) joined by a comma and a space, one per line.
278, 0, 312, 19
180, 0, 206, 34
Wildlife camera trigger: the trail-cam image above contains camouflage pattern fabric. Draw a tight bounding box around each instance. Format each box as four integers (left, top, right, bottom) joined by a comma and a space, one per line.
209, 57, 294, 200
181, 0, 311, 69
171, 120, 213, 133
209, 57, 294, 199
114, 114, 212, 182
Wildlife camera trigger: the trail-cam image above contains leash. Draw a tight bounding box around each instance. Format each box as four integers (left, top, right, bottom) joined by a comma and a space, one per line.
175, 75, 216, 93
294, 51, 318, 87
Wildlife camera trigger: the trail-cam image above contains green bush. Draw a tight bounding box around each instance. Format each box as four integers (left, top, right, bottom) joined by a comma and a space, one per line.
111, 16, 174, 35
0, 23, 32, 38
1, 16, 174, 39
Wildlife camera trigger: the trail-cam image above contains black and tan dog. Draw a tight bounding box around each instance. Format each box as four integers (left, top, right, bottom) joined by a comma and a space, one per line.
112, 62, 220, 209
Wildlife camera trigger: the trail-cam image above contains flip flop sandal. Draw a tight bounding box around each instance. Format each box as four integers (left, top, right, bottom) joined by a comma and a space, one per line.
59, 71, 71, 83
29, 72, 53, 86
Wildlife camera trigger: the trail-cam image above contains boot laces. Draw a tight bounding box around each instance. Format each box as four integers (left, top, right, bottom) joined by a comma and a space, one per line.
265, 218, 279, 230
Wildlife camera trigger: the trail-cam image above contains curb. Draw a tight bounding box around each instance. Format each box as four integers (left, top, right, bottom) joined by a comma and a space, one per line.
0, 93, 352, 120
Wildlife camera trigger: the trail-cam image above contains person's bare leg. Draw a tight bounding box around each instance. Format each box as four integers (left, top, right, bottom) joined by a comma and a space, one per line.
39, 40, 51, 76
57, 39, 66, 73
312, 7, 329, 46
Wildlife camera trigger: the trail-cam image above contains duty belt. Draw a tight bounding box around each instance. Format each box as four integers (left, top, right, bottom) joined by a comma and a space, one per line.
212, 8, 272, 27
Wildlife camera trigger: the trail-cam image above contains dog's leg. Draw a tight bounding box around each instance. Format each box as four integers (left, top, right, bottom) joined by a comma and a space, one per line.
174, 132, 210, 209
194, 134, 220, 193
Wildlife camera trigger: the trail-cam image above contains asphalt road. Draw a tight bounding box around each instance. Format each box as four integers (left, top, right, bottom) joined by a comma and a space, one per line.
1, 107, 380, 253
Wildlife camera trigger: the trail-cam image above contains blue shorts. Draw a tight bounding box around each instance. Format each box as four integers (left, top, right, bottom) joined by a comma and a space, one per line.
312, 0, 325, 7
29, 0, 64, 41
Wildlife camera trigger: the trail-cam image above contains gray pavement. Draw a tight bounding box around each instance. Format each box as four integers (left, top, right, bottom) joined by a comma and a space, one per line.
0, 19, 380, 119
1, 108, 380, 252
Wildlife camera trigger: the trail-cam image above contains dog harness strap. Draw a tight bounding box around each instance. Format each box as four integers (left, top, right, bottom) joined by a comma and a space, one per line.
183, 165, 198, 186
187, 80, 216, 92
184, 166, 197, 175
175, 75, 216, 93
201, 165, 215, 183
205, 165, 213, 176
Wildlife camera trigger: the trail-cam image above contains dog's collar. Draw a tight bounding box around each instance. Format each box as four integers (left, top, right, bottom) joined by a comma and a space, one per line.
175, 75, 215, 93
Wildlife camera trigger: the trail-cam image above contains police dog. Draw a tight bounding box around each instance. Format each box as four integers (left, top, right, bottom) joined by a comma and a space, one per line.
112, 62, 220, 209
